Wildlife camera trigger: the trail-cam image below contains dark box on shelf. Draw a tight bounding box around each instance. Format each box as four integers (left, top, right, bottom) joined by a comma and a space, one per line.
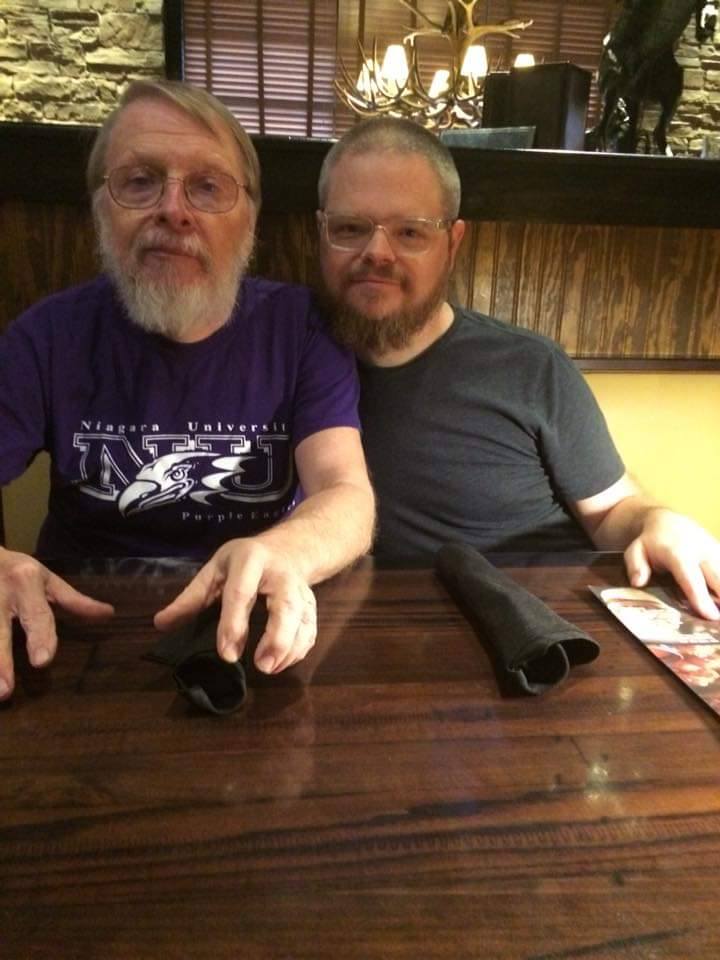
482, 63, 592, 150
439, 126, 535, 149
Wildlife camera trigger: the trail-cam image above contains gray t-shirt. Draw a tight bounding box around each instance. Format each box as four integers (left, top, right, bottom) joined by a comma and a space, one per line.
359, 307, 625, 561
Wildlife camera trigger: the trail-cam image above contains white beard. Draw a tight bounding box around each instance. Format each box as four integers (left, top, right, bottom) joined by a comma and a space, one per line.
94, 203, 253, 341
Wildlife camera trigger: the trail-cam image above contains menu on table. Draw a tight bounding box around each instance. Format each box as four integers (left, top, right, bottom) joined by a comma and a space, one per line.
590, 584, 720, 717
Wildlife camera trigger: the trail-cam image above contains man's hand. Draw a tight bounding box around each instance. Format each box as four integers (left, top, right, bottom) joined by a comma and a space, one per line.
0, 548, 115, 700
624, 508, 720, 620
154, 426, 374, 675
574, 475, 720, 620
153, 538, 318, 674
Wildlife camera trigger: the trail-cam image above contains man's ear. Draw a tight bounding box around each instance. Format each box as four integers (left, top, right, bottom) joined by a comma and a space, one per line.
315, 209, 324, 233
448, 218, 466, 267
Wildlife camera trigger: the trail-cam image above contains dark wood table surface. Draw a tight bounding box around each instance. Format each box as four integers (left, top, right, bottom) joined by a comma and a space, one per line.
1, 554, 719, 959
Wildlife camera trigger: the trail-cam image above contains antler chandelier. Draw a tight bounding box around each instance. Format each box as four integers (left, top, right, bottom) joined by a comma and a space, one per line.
335, 0, 533, 130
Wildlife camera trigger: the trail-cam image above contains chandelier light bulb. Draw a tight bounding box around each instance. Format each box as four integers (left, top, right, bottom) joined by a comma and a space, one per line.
381, 44, 409, 90
428, 69, 451, 99
514, 52, 536, 68
356, 58, 382, 95
460, 44, 488, 79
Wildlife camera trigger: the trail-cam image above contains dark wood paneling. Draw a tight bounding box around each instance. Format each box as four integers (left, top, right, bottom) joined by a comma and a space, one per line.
0, 200, 97, 332
450, 220, 720, 364
0, 124, 95, 205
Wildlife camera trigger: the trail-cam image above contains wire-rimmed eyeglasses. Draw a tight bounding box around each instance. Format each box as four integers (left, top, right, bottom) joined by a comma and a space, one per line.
320, 212, 453, 255
103, 165, 248, 214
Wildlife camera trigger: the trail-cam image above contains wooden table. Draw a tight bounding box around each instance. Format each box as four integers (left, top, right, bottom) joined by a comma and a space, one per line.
2, 554, 719, 959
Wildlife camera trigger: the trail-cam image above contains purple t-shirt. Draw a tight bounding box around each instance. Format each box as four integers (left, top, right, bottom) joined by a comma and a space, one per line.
0, 275, 360, 559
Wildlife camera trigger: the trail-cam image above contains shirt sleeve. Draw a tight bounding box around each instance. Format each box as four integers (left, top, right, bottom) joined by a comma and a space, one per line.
537, 345, 625, 503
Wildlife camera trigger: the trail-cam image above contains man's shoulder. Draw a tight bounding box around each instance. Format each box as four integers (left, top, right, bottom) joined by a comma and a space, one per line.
451, 306, 577, 376
14, 275, 119, 331
243, 276, 314, 312
453, 306, 565, 356
241, 277, 331, 339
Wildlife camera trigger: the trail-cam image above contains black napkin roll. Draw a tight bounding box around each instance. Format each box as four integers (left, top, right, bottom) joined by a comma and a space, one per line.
144, 604, 247, 715
435, 543, 599, 695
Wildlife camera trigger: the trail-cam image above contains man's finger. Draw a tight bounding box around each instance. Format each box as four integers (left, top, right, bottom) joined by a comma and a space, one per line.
255, 589, 317, 674
665, 553, 720, 621
624, 538, 652, 588
15, 596, 58, 669
0, 613, 15, 700
46, 574, 115, 621
216, 607, 251, 664
215, 552, 269, 662
271, 603, 317, 674
253, 605, 299, 673
153, 561, 222, 632
23, 574, 114, 668
11, 565, 64, 670
700, 559, 720, 609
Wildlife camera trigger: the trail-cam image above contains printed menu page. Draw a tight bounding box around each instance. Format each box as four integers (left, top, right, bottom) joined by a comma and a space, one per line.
590, 584, 720, 717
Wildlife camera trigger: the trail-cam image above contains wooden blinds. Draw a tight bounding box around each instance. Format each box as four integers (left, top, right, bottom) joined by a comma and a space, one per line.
182, 0, 618, 136
182, 0, 339, 136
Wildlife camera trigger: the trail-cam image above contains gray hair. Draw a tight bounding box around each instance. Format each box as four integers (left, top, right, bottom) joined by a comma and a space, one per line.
317, 117, 461, 220
86, 79, 261, 213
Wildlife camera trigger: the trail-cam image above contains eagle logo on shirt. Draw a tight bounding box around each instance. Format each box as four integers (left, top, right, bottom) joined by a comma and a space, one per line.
117, 451, 219, 516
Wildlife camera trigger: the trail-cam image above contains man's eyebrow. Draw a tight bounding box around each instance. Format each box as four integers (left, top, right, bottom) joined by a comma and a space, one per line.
118, 152, 163, 168
120, 150, 233, 174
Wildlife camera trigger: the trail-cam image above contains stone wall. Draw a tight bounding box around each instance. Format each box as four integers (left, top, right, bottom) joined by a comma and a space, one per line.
0, 0, 164, 124
668, 16, 720, 155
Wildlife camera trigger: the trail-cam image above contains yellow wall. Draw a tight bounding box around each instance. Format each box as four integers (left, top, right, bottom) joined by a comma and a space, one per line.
3, 374, 719, 553
4, 453, 49, 555
585, 373, 720, 539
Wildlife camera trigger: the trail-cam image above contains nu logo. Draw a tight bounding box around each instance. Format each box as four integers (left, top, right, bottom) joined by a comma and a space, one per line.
72, 432, 293, 515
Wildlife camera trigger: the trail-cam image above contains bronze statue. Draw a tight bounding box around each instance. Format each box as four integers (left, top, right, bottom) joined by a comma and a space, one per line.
586, 0, 715, 154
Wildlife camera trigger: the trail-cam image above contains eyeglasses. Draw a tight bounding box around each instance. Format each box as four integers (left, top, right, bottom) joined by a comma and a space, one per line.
320, 212, 453, 255
104, 165, 247, 214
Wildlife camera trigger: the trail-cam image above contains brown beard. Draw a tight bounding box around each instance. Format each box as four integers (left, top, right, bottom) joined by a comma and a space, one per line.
319, 262, 451, 359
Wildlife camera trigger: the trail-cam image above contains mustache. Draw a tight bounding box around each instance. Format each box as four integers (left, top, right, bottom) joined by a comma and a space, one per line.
345, 263, 406, 286
133, 228, 212, 270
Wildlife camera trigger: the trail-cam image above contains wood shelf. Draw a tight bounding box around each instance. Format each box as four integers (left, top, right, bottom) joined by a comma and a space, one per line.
2, 121, 720, 227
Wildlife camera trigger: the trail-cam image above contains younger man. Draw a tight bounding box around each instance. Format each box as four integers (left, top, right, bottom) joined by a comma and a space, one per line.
316, 117, 720, 618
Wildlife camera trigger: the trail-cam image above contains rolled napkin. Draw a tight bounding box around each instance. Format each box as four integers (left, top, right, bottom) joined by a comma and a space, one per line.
144, 604, 247, 715
435, 543, 599, 695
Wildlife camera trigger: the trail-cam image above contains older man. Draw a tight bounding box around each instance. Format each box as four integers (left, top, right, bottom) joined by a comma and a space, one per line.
0, 80, 374, 700
316, 116, 720, 618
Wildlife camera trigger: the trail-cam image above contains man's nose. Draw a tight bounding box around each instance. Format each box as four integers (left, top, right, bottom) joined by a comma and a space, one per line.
360, 225, 396, 263
153, 178, 193, 229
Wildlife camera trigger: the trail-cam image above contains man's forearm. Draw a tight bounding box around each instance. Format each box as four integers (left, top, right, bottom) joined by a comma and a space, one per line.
254, 480, 375, 584
587, 494, 663, 550
573, 473, 663, 551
